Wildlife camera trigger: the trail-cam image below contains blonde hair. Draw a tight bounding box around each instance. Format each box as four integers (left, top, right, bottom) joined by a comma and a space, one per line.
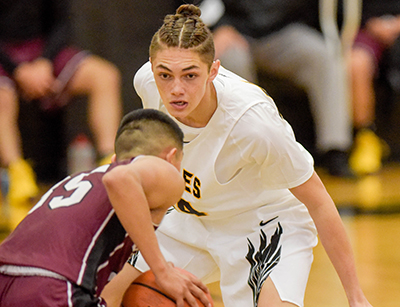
149, 4, 215, 68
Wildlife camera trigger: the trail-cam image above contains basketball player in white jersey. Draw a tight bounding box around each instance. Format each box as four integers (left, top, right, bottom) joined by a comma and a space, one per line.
102, 4, 373, 307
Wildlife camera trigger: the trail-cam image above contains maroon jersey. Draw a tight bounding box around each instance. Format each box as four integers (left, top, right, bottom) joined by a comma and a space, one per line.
0, 161, 134, 295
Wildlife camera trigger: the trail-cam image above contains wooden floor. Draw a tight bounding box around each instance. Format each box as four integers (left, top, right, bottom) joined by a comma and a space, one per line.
1, 163, 400, 306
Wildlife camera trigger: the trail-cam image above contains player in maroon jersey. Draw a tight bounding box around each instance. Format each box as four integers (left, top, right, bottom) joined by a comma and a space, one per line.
0, 108, 211, 307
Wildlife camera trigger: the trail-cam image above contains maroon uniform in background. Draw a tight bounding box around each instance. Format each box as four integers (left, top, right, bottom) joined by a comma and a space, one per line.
0, 160, 135, 304
0, 0, 89, 109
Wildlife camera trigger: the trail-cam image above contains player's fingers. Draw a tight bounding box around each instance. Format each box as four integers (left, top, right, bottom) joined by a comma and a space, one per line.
187, 274, 209, 294
175, 297, 185, 307
188, 284, 211, 307
183, 290, 200, 307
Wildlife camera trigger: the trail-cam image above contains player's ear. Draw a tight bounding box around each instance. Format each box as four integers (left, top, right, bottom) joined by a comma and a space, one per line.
208, 59, 220, 83
165, 147, 183, 171
111, 154, 117, 163
165, 147, 178, 163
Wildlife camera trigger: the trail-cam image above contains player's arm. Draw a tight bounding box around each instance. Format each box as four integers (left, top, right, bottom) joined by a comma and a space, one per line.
100, 262, 142, 307
102, 156, 211, 307
103, 156, 180, 273
289, 171, 372, 307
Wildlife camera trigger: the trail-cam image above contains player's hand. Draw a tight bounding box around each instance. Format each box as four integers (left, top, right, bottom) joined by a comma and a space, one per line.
13, 57, 55, 100
154, 263, 212, 307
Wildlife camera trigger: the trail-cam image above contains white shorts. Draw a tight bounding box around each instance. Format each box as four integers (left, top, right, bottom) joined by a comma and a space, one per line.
133, 203, 318, 307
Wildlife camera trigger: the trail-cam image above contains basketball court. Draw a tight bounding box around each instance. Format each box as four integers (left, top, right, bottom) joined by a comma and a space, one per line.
1, 163, 400, 306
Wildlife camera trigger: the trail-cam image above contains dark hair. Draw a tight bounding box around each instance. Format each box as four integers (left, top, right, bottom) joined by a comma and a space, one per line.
149, 4, 215, 68
115, 108, 183, 159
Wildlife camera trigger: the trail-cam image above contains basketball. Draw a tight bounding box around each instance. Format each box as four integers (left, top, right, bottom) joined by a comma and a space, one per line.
122, 268, 214, 307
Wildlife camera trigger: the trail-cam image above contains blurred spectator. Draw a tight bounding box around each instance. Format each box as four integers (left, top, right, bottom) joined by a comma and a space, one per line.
0, 0, 122, 225
349, 0, 400, 175
200, 0, 354, 177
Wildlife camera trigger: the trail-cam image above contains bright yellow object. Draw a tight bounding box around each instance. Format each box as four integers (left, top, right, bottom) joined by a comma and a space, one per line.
7, 158, 39, 206
349, 129, 383, 175
98, 153, 113, 166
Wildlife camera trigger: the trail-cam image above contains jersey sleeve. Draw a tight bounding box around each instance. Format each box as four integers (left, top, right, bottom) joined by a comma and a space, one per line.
133, 61, 161, 109
230, 103, 314, 190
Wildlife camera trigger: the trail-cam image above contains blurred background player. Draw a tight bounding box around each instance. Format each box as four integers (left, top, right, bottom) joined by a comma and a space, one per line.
349, 0, 400, 175
0, 0, 122, 227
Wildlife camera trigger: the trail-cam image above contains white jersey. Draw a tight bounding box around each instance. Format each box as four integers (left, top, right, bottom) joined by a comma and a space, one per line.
134, 62, 314, 220
133, 62, 318, 307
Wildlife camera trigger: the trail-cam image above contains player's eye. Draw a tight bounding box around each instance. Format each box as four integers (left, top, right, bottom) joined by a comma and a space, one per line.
185, 73, 196, 79
159, 73, 170, 79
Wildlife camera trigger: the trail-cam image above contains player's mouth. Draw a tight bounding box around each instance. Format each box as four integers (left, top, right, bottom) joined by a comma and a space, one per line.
170, 100, 188, 110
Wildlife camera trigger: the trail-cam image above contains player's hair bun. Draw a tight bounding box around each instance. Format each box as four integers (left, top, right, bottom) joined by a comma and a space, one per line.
176, 4, 201, 18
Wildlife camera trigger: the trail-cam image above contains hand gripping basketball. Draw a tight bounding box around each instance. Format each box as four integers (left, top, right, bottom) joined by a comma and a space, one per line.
122, 268, 214, 307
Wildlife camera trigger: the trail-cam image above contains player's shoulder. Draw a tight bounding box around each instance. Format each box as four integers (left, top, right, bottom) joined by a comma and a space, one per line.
131, 156, 184, 193
104, 156, 180, 187
133, 62, 154, 91
133, 62, 161, 108
231, 101, 288, 146
217, 66, 270, 101
135, 61, 152, 79
131, 156, 179, 176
